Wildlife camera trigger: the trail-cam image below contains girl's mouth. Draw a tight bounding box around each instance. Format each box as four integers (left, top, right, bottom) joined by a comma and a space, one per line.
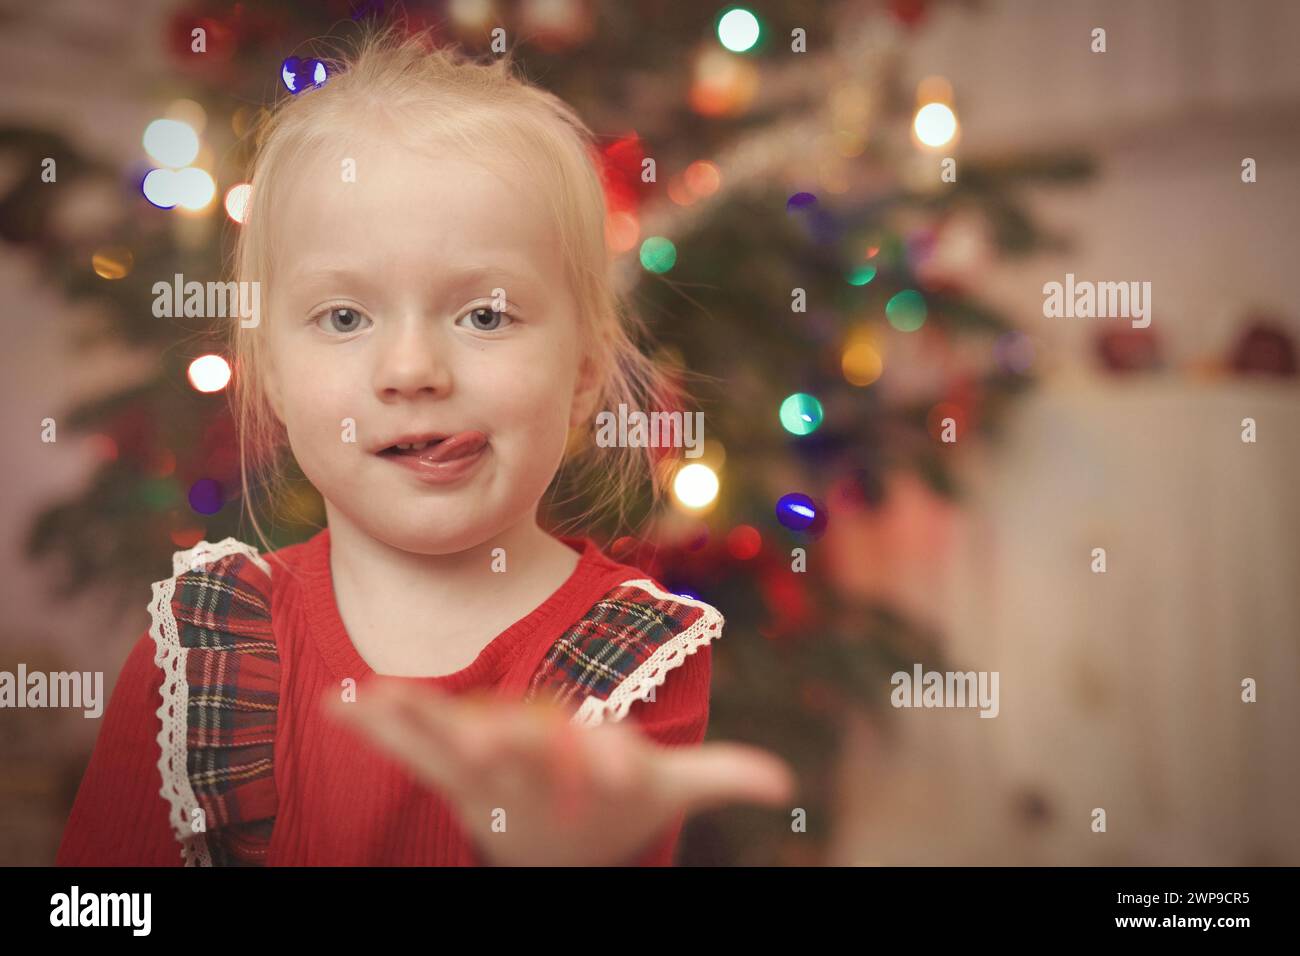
377, 431, 489, 484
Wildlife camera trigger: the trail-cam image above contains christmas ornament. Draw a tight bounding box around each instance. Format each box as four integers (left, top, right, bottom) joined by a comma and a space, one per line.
1229, 317, 1297, 377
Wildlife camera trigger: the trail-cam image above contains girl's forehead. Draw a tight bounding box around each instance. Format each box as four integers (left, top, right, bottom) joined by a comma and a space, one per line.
272, 143, 561, 277
266, 141, 566, 299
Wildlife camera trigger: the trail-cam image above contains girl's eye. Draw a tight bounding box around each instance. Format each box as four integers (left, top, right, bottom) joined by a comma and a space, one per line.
315, 307, 371, 334
459, 307, 513, 332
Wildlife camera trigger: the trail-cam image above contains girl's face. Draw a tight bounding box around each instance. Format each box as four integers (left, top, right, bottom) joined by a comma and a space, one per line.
262, 139, 594, 554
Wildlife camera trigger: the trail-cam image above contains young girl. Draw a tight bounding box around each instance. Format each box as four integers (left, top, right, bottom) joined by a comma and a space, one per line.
56, 30, 794, 867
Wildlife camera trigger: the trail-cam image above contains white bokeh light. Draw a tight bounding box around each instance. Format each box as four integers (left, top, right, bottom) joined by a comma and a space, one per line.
187, 354, 232, 393
142, 119, 200, 168
717, 9, 760, 53
224, 183, 252, 224
173, 167, 216, 211
913, 102, 958, 147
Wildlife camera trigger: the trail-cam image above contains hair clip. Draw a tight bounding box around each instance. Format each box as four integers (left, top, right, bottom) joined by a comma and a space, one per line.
281, 57, 328, 95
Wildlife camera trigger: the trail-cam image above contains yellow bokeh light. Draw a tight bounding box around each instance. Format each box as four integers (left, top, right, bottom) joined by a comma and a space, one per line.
842, 340, 883, 386
673, 463, 720, 509
913, 102, 958, 148
916, 76, 954, 107
91, 246, 133, 280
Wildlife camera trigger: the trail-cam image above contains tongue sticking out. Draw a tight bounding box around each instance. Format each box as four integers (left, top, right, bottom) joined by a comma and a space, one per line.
393, 431, 488, 463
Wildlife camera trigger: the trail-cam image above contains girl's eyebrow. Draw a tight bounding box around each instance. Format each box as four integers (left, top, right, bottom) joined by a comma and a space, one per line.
286, 263, 540, 294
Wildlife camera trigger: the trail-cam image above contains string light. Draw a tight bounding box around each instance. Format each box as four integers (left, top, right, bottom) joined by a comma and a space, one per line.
776, 493, 817, 531
224, 183, 251, 224
673, 463, 720, 509
842, 332, 884, 386
913, 102, 957, 148
845, 264, 877, 286
886, 290, 927, 331
187, 354, 231, 393
142, 119, 199, 168
640, 236, 677, 273
172, 167, 216, 211
716, 8, 761, 52
779, 393, 824, 435
91, 246, 133, 280
605, 211, 640, 253
684, 160, 721, 198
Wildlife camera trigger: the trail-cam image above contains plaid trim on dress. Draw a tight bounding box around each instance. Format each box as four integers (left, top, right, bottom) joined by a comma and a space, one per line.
147, 538, 276, 867
525, 578, 723, 728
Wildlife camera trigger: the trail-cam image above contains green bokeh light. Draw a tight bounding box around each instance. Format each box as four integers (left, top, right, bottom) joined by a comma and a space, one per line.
846, 264, 877, 287
779, 393, 824, 435
886, 289, 927, 331
640, 236, 677, 274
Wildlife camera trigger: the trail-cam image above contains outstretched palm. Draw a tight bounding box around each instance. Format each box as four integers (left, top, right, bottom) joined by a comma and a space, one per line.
324, 678, 796, 866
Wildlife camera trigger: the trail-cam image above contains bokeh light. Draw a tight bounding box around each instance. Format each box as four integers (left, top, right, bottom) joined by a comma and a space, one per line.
913, 102, 958, 147
640, 236, 677, 273
842, 335, 884, 386
188, 478, 224, 516
142, 119, 199, 168
727, 525, 762, 560
717, 8, 761, 52
886, 289, 927, 331
779, 393, 824, 435
92, 246, 133, 280
187, 354, 231, 393
845, 264, 877, 286
673, 462, 720, 509
690, 47, 759, 116
173, 167, 216, 211
605, 211, 640, 253
224, 183, 251, 224
684, 160, 721, 198
142, 168, 179, 208
776, 492, 817, 531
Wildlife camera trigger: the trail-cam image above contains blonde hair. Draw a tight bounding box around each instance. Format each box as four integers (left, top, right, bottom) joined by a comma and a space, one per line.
226, 26, 685, 561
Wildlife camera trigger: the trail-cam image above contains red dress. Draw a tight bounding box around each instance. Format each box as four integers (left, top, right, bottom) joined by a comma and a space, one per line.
56, 528, 720, 866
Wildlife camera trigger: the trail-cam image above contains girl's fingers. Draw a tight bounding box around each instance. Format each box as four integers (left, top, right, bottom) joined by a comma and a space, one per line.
654, 742, 797, 815
371, 680, 495, 769
325, 688, 467, 788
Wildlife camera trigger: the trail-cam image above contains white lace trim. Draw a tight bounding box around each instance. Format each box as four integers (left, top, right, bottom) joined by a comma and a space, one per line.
569, 578, 724, 728
147, 538, 270, 867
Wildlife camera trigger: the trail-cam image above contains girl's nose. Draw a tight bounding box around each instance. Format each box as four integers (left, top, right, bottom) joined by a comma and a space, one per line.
373, 320, 453, 400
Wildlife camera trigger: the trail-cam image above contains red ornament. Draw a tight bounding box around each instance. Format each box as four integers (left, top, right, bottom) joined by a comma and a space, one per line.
1096, 327, 1163, 374
1229, 317, 1297, 377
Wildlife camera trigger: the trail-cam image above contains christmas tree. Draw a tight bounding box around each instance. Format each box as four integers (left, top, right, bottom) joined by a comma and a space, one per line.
2, 0, 1091, 864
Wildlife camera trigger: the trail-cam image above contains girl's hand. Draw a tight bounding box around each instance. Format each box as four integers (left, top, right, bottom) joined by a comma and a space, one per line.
323, 678, 795, 866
